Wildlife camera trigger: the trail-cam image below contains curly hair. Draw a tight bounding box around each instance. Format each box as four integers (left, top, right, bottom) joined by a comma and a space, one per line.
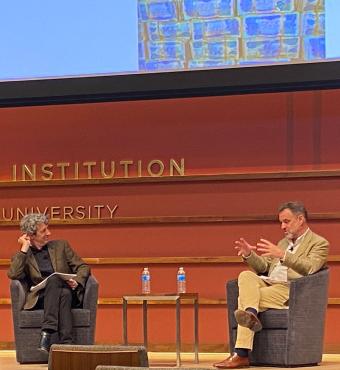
20, 213, 49, 235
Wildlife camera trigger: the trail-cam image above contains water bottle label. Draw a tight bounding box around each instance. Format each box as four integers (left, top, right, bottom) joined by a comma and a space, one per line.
177, 275, 186, 282
142, 275, 150, 281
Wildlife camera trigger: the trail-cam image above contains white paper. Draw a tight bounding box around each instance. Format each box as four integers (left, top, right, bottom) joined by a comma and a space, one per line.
30, 272, 77, 292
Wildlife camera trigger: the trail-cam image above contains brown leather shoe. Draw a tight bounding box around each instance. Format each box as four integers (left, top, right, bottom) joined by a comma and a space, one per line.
234, 309, 262, 332
213, 353, 249, 369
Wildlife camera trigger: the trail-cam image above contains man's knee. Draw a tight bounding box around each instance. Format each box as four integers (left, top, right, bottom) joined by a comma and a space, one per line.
238, 270, 258, 284
45, 274, 63, 289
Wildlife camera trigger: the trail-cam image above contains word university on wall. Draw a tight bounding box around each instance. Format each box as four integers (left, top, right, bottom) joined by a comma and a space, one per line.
0, 204, 119, 222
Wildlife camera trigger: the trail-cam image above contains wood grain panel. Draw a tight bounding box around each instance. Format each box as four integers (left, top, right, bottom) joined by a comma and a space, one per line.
2, 169, 340, 188
2, 255, 340, 266
0, 297, 339, 305
1, 212, 340, 227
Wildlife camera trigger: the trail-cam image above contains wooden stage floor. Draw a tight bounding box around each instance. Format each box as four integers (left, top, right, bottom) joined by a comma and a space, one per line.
1, 351, 340, 370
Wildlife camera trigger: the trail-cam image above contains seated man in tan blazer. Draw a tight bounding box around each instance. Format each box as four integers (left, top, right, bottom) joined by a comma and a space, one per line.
8, 213, 90, 352
214, 201, 329, 369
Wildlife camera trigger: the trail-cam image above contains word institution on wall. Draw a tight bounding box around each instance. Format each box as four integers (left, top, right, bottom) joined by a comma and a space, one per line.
8, 158, 185, 182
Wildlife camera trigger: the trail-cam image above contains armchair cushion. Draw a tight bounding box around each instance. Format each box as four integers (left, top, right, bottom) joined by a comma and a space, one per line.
19, 308, 91, 328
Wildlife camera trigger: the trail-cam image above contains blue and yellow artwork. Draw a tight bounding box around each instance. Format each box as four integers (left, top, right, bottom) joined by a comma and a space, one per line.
138, 0, 325, 71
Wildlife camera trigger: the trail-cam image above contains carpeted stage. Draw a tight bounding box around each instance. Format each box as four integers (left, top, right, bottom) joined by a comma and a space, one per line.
1, 352, 340, 370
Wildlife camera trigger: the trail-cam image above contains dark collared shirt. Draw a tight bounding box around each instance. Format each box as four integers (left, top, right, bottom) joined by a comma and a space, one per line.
30, 245, 54, 278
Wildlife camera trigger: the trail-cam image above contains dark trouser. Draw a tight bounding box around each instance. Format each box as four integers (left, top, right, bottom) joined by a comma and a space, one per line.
36, 275, 78, 343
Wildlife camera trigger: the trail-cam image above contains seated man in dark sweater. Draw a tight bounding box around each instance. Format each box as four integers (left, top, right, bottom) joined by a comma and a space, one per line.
8, 213, 90, 352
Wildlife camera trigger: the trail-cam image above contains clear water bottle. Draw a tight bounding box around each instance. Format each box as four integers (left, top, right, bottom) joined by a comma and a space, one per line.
141, 267, 151, 294
177, 267, 186, 294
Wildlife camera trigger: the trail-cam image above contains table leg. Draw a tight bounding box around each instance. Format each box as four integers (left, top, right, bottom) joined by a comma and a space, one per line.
123, 298, 128, 345
143, 300, 148, 350
194, 297, 199, 363
176, 297, 181, 366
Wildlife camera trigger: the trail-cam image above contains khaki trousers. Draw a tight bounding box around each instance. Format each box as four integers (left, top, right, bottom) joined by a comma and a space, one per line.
235, 270, 290, 350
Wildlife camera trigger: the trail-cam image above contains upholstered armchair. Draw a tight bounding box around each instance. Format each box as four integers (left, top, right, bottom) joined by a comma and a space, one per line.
10, 275, 98, 364
227, 268, 329, 367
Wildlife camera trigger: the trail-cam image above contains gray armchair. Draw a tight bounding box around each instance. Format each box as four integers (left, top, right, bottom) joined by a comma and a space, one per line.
227, 268, 329, 367
10, 275, 98, 364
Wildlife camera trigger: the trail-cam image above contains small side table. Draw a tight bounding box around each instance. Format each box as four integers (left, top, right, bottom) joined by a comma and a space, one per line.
122, 293, 199, 366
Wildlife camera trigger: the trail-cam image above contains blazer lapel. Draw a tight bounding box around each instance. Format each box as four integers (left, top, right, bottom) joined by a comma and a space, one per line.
47, 243, 57, 272
293, 229, 313, 258
27, 251, 41, 276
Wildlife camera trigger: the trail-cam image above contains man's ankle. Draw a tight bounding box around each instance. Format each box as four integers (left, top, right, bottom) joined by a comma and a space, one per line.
235, 348, 249, 358
245, 307, 258, 316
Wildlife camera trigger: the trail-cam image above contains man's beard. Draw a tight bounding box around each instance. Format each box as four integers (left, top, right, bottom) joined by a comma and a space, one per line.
285, 231, 294, 240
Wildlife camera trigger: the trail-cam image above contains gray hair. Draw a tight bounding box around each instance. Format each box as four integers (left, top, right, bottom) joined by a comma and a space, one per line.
278, 201, 308, 220
20, 213, 49, 235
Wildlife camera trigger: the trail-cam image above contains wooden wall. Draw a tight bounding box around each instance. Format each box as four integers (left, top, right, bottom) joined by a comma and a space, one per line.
1, 89, 340, 352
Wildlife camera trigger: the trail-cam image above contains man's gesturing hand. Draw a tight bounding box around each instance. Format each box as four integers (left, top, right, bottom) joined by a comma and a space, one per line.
256, 239, 285, 258
235, 237, 257, 257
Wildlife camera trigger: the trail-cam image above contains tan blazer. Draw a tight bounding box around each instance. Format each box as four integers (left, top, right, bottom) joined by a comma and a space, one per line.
8, 240, 90, 309
245, 229, 329, 281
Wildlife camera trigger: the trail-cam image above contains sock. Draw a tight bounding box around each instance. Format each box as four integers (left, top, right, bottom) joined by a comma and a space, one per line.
235, 348, 249, 358
245, 307, 258, 316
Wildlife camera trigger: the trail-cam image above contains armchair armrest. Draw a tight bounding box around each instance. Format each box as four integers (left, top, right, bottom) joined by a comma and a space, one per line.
287, 268, 329, 335
10, 280, 27, 311
226, 279, 239, 312
83, 275, 99, 310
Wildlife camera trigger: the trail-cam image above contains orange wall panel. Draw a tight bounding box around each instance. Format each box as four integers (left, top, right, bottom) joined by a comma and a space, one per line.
1, 89, 340, 351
